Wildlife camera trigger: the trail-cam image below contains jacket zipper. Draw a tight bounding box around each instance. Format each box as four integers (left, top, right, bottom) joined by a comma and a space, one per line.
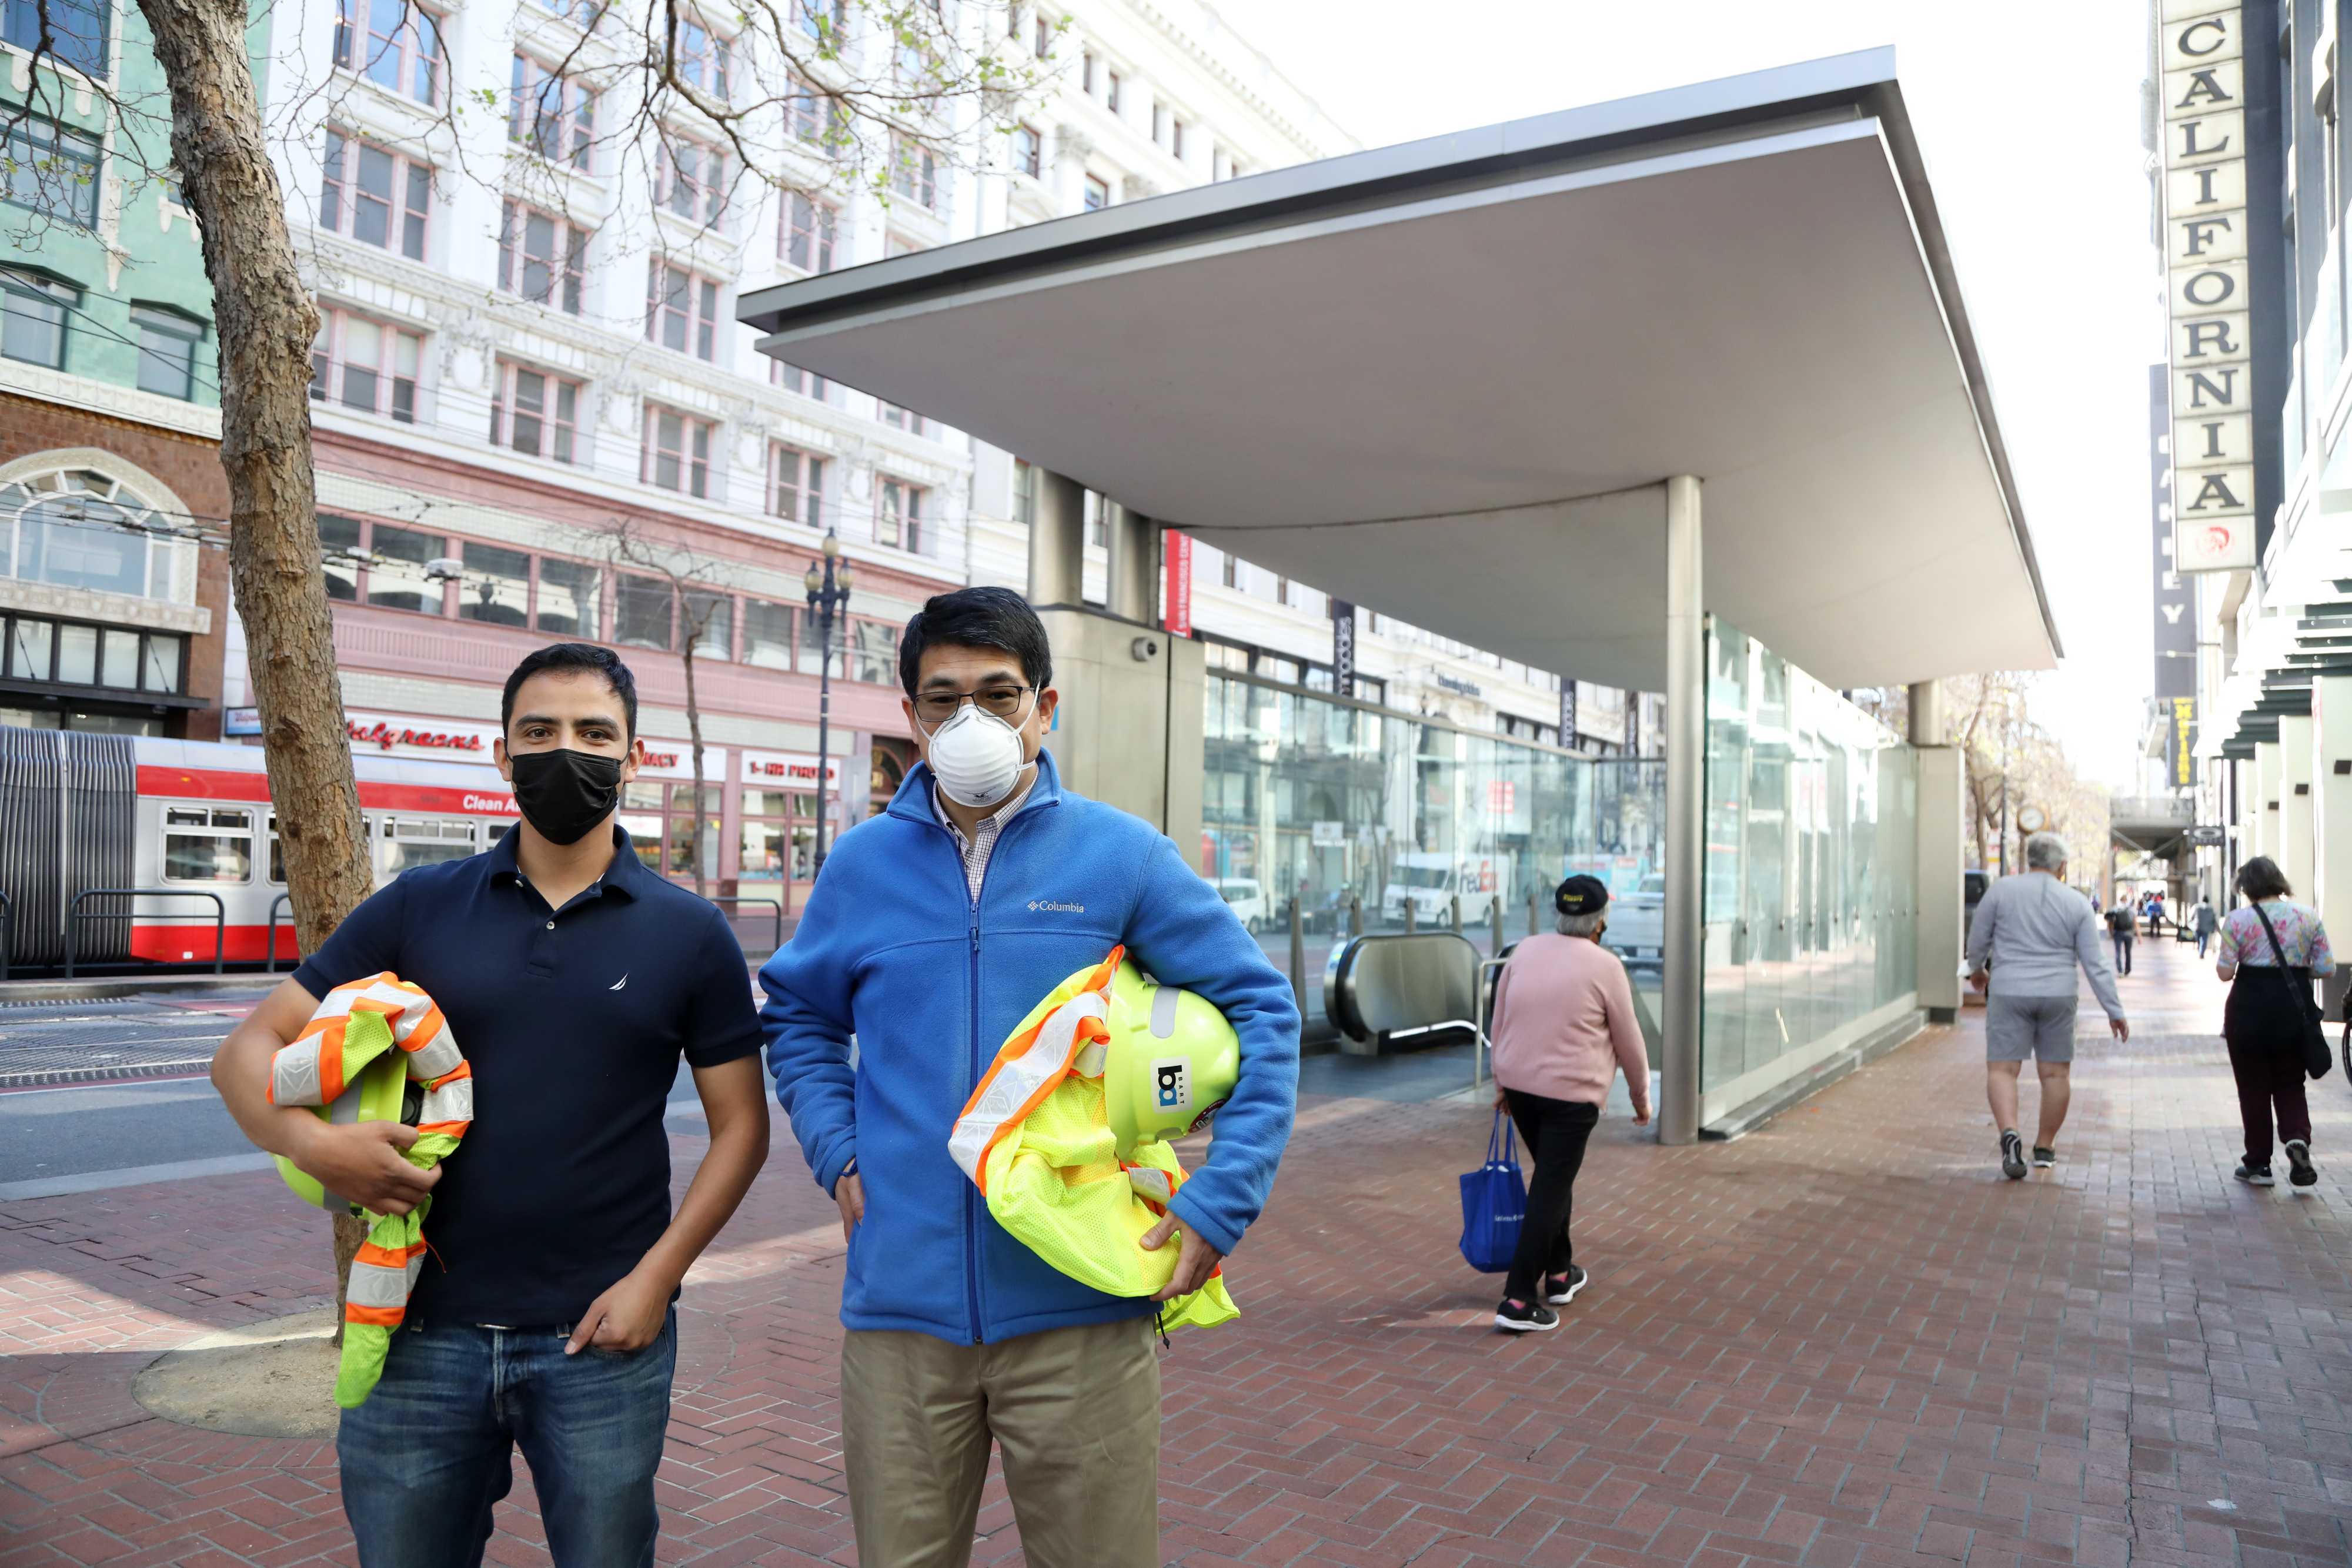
926, 790, 1051, 1346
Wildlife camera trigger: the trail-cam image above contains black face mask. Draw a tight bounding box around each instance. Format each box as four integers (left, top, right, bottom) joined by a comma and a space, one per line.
508, 747, 624, 846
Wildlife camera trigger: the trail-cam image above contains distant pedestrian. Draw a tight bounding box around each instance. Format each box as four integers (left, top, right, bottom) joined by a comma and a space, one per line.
2216, 856, 2331, 1191
2194, 895, 2220, 958
1965, 834, 2128, 1179
2106, 898, 2137, 975
1485, 874, 1651, 1333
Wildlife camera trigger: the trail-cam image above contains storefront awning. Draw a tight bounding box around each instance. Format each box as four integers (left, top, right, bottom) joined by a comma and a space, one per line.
742, 48, 2059, 693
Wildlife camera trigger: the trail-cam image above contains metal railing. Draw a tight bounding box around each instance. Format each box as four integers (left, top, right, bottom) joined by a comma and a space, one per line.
65, 889, 226, 978
263, 892, 298, 972
709, 895, 785, 954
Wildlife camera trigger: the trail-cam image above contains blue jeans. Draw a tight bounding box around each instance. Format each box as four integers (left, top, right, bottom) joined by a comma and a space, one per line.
337, 1310, 677, 1568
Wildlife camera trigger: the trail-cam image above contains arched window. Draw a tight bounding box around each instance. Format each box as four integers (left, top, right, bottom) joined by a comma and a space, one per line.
0, 463, 196, 604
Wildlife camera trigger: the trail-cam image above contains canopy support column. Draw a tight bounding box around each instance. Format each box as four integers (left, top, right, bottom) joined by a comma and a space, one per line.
1107, 505, 1158, 624
1661, 474, 1703, 1146
1027, 470, 1085, 607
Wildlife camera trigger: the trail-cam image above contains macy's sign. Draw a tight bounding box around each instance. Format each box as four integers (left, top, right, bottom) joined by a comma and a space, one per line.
348, 717, 487, 753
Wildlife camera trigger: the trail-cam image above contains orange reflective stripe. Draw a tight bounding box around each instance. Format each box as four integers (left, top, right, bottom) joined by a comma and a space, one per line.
343, 1302, 405, 1328
315, 1022, 348, 1104
354, 1239, 425, 1269
400, 1011, 446, 1057
426, 1061, 471, 1090
413, 1119, 470, 1138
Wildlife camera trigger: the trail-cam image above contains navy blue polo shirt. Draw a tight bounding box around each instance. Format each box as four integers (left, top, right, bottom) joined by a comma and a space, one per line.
292, 825, 760, 1326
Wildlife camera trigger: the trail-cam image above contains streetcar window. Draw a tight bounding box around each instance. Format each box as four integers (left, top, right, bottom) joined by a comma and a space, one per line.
265, 815, 283, 884
382, 815, 478, 875
163, 804, 254, 883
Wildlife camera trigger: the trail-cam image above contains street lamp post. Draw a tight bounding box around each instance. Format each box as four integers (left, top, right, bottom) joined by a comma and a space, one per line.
804, 531, 854, 874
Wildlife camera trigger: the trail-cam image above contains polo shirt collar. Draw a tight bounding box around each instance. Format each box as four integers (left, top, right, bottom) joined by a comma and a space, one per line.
487, 820, 654, 900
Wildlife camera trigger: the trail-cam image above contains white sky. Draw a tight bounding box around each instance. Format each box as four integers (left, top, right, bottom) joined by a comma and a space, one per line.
1234, 0, 2160, 786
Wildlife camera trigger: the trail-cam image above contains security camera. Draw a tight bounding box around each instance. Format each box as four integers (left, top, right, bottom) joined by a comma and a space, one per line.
1131, 636, 1160, 661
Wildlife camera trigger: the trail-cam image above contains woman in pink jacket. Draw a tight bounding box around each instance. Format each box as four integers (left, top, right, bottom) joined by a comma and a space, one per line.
1487, 875, 1653, 1333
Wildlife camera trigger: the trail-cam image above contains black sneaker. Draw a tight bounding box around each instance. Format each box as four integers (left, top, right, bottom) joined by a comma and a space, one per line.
1494, 1297, 1560, 1333
2000, 1130, 2027, 1181
2284, 1139, 2318, 1189
2235, 1161, 2276, 1186
1544, 1266, 1588, 1306
2032, 1146, 2056, 1169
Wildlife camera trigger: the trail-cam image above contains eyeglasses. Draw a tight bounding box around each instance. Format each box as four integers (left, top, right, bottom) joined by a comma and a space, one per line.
913, 684, 1034, 724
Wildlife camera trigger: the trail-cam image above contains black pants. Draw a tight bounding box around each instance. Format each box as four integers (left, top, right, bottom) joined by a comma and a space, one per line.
2224, 974, 2314, 1167
1501, 1089, 1599, 1304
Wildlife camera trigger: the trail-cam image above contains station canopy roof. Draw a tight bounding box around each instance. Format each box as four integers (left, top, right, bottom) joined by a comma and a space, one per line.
741, 48, 2060, 694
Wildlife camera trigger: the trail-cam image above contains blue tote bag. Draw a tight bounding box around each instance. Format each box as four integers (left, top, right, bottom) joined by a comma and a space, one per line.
1458, 1108, 1527, 1272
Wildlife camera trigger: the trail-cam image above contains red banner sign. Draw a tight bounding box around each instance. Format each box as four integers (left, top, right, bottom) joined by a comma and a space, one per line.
1163, 529, 1193, 638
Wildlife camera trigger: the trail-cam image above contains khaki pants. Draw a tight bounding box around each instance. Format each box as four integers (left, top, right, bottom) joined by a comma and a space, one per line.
841, 1316, 1161, 1568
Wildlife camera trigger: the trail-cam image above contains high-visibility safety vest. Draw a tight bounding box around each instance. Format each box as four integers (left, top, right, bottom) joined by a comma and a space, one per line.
948, 945, 1240, 1331
268, 972, 472, 1408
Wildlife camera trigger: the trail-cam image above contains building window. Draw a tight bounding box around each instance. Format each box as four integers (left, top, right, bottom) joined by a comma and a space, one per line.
1220, 550, 1237, 589
320, 129, 430, 260
794, 0, 842, 39
333, 0, 443, 105
877, 477, 924, 553
879, 402, 926, 436
0, 268, 75, 369
891, 139, 938, 209
1010, 124, 1042, 180
1012, 459, 1035, 527
490, 360, 582, 463
1033, 9, 1050, 56
784, 78, 847, 146
497, 201, 588, 313
645, 262, 720, 360
1170, 118, 1188, 160
769, 443, 826, 527
532, 0, 604, 28
1083, 173, 1108, 210
131, 306, 204, 399
641, 404, 716, 497
1085, 489, 1105, 547
310, 307, 422, 422
655, 136, 728, 226
1106, 69, 1123, 113
163, 805, 255, 884
1, 116, 101, 228
743, 600, 794, 669
684, 589, 731, 660
669, 13, 731, 99
4, 0, 107, 78
851, 619, 899, 684
452, 542, 530, 624
780, 192, 836, 273
361, 522, 446, 613
536, 557, 600, 637
510, 56, 596, 170
614, 572, 674, 650
773, 359, 831, 403
0, 470, 179, 602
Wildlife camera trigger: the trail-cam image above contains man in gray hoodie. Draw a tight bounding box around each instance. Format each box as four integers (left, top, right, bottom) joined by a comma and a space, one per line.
1965, 832, 2129, 1179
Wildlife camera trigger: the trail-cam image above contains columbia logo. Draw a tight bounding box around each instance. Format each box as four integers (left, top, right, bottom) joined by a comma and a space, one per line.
1027, 900, 1085, 914
609, 974, 628, 991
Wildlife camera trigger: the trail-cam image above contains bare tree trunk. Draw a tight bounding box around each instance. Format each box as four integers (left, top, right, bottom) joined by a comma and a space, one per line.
683, 643, 707, 899
135, 0, 376, 1340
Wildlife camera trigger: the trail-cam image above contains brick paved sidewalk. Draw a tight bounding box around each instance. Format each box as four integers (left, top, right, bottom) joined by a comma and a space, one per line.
1, 937, 2346, 1567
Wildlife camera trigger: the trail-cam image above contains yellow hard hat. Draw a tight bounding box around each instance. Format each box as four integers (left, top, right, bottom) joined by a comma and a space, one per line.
1100, 962, 1240, 1159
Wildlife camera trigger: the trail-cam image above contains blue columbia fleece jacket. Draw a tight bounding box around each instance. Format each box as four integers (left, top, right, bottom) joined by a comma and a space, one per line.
759, 751, 1302, 1345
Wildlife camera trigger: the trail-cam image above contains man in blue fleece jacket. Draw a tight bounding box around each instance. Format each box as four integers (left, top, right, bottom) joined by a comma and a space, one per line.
761, 587, 1300, 1567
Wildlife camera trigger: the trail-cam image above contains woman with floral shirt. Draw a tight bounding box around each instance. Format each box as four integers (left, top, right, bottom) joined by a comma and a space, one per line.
2216, 856, 2334, 1190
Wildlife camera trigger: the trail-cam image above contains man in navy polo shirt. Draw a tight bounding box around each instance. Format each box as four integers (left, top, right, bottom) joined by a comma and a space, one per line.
211, 642, 769, 1568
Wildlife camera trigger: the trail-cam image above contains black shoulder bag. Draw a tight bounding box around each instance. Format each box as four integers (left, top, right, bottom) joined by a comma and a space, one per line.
2249, 902, 2334, 1082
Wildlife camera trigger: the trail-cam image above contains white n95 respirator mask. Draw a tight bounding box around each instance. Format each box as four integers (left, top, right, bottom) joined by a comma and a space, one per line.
923, 695, 1035, 808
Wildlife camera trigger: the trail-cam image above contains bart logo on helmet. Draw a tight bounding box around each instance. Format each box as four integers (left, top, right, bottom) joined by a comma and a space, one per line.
946, 945, 1243, 1330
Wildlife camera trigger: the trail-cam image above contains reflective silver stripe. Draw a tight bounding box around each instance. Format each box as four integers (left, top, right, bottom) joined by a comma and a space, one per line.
1150, 984, 1180, 1041
947, 991, 1108, 1182
419, 1076, 474, 1126
407, 1036, 462, 1081
270, 1043, 325, 1108
1127, 1167, 1174, 1203
345, 1259, 413, 1309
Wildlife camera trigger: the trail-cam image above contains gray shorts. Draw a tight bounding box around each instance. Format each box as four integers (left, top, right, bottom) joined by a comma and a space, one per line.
1986, 992, 2077, 1064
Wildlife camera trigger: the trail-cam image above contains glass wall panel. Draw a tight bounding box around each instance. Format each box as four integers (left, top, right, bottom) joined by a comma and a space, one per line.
1700, 618, 1919, 1108
1202, 674, 1665, 1035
